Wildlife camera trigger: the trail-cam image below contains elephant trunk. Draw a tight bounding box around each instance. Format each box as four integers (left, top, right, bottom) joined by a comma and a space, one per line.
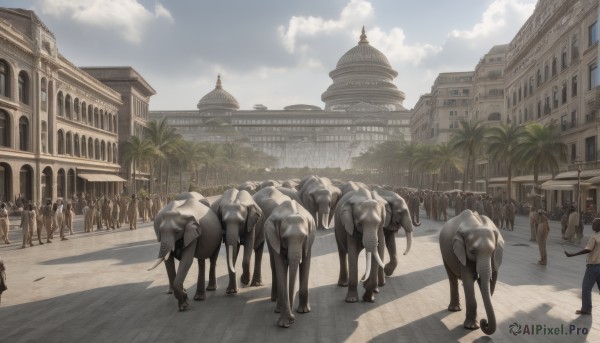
225, 224, 240, 275
288, 249, 302, 308
318, 211, 330, 230
478, 258, 497, 335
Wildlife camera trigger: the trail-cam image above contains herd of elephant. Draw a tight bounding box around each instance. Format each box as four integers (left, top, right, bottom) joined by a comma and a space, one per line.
147, 176, 504, 335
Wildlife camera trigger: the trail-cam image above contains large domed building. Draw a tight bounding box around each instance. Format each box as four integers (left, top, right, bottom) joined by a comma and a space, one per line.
151, 28, 412, 169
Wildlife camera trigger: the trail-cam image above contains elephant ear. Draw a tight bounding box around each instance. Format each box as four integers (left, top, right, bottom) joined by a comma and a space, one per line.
340, 204, 354, 236
199, 198, 211, 208
383, 202, 392, 228
330, 186, 341, 209
184, 219, 202, 249
246, 204, 262, 233
492, 230, 504, 271
265, 217, 281, 255
452, 232, 467, 266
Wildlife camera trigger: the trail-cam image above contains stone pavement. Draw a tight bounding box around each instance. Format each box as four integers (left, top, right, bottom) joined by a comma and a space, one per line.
0, 211, 597, 343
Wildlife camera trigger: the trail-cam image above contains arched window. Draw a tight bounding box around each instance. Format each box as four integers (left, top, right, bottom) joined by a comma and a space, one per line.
67, 169, 75, 198
65, 131, 72, 155
19, 165, 33, 202
113, 143, 117, 163
88, 138, 93, 159
74, 134, 80, 157
81, 101, 87, 123
108, 114, 112, 132
0, 60, 10, 97
113, 116, 117, 133
88, 105, 93, 125
41, 121, 47, 153
101, 140, 106, 161
57, 92, 64, 116
18, 71, 29, 104
81, 135, 86, 157
0, 110, 9, 147
94, 139, 100, 160
65, 94, 72, 119
57, 168, 65, 198
57, 130, 64, 155
94, 108, 99, 128
41, 167, 52, 201
40, 77, 47, 111
101, 111, 105, 130
74, 98, 80, 121
107, 142, 111, 162
18, 116, 28, 151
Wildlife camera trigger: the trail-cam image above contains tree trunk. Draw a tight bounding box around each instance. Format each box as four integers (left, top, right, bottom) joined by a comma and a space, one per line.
132, 160, 137, 195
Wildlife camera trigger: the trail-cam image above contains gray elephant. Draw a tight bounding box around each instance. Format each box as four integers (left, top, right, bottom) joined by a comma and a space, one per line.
439, 209, 504, 335
334, 188, 387, 303
373, 188, 417, 279
298, 175, 341, 230
238, 181, 258, 194
210, 189, 263, 294
148, 197, 222, 311
265, 200, 315, 328
174, 191, 210, 207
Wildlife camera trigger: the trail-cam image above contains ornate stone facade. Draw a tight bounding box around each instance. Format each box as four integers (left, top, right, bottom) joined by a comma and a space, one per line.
151, 29, 412, 170
0, 8, 153, 203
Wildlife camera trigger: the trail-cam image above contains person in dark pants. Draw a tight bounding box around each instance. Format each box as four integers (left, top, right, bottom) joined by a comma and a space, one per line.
0, 258, 6, 304
565, 218, 600, 315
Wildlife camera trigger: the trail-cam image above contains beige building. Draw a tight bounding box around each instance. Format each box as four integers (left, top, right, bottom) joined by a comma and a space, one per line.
504, 0, 599, 206
410, 94, 432, 143
151, 28, 412, 170
0, 8, 153, 203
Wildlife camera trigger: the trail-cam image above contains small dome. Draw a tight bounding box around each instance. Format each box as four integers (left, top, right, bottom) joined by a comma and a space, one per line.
197, 75, 240, 113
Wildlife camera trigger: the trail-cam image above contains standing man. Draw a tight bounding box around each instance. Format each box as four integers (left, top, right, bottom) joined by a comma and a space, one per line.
111, 197, 120, 229
0, 203, 10, 244
536, 210, 549, 265
42, 200, 53, 243
529, 206, 538, 242
563, 206, 579, 242
128, 194, 138, 230
20, 204, 36, 248
565, 218, 600, 315
64, 202, 74, 235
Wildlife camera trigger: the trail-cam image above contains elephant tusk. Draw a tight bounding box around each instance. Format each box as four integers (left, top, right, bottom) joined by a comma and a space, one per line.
147, 257, 164, 271
227, 246, 236, 274
361, 252, 372, 283
403, 231, 413, 255
164, 251, 171, 261
374, 250, 385, 269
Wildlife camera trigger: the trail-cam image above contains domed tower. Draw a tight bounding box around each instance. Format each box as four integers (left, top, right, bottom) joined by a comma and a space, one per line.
197, 74, 240, 114
321, 27, 406, 112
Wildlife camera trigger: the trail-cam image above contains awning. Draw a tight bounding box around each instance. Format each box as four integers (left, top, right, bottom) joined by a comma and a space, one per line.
488, 177, 507, 183
512, 174, 552, 182
78, 174, 127, 182
555, 169, 600, 179
487, 184, 507, 188
540, 179, 591, 191
135, 176, 149, 181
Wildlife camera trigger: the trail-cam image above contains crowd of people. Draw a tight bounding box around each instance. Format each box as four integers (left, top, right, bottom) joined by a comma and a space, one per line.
0, 193, 171, 249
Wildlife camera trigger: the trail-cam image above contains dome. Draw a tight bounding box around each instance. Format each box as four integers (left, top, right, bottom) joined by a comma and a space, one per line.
321, 27, 405, 112
197, 75, 240, 113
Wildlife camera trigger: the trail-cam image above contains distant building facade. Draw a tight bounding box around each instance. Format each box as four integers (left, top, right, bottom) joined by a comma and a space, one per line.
151, 28, 412, 170
0, 8, 153, 203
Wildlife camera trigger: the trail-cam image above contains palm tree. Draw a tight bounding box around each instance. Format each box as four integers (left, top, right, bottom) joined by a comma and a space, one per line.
486, 123, 524, 201
413, 144, 437, 189
429, 142, 463, 190
514, 121, 567, 198
121, 136, 158, 195
398, 142, 421, 187
451, 119, 487, 191
145, 118, 182, 193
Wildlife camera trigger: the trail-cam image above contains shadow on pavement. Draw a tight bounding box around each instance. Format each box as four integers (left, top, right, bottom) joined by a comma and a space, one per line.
39, 239, 158, 266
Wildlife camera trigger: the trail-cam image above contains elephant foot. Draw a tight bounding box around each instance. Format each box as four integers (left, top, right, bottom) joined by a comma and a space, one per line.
337, 278, 348, 287
463, 318, 480, 330
362, 291, 375, 303
345, 289, 359, 303
177, 294, 189, 311
297, 303, 311, 313
226, 286, 238, 295
271, 292, 277, 302
384, 263, 396, 276
240, 273, 250, 286
373, 287, 380, 293
448, 304, 462, 312
277, 314, 295, 328
250, 279, 263, 287
194, 292, 206, 301
206, 283, 217, 291
378, 278, 386, 287
166, 287, 173, 294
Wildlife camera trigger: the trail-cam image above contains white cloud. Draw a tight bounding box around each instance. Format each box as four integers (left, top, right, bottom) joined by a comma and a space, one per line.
449, 0, 535, 39
38, 0, 173, 44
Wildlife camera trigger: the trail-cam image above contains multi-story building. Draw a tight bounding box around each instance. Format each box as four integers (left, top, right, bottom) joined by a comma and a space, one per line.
151, 28, 412, 170
410, 94, 432, 143
504, 0, 599, 206
0, 8, 153, 203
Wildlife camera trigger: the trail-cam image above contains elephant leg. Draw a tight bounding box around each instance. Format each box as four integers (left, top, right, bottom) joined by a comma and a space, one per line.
363, 246, 380, 303
173, 247, 194, 311
241, 241, 254, 286
165, 253, 176, 294
273, 253, 294, 327
461, 266, 479, 329
336, 231, 348, 286
226, 244, 239, 294
207, 250, 218, 291
194, 259, 207, 301
377, 232, 386, 288
383, 230, 398, 277
268, 246, 277, 302
251, 241, 265, 286
345, 236, 359, 303
297, 252, 311, 313
444, 261, 461, 311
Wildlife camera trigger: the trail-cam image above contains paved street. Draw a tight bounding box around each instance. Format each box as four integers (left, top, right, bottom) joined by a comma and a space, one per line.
0, 211, 597, 342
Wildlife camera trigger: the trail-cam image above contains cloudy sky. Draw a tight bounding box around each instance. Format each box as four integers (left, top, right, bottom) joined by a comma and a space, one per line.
5, 0, 538, 111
